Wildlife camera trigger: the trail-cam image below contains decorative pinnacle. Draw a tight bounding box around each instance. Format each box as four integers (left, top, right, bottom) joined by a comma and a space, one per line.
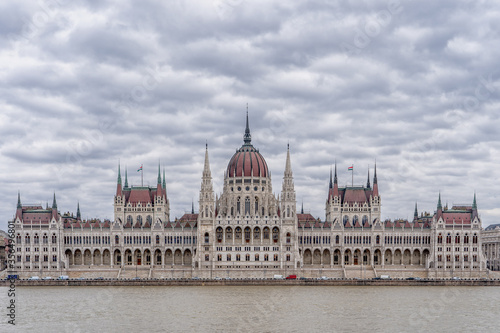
414, 202, 418, 218
473, 192, 477, 210
437, 192, 442, 210
157, 162, 161, 184
367, 167, 371, 188
334, 161, 338, 185
329, 167, 333, 189
52, 193, 57, 209
373, 161, 377, 184
124, 168, 129, 188
117, 163, 122, 185
244, 108, 252, 145
77, 202, 81, 219
17, 191, 22, 209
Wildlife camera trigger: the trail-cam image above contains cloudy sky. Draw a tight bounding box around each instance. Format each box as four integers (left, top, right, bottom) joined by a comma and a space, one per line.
1, 0, 499, 230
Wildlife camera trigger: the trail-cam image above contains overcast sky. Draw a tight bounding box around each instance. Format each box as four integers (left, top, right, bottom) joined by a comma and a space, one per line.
1, 0, 499, 231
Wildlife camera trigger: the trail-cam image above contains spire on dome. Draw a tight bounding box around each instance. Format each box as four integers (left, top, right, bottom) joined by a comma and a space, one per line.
52, 193, 57, 209
17, 191, 22, 209
77, 202, 81, 220
243, 106, 252, 145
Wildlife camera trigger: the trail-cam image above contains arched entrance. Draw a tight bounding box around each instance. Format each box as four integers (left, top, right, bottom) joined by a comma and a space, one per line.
313, 249, 321, 265
184, 249, 192, 265
374, 249, 382, 265
303, 249, 312, 265
83, 249, 91, 265
174, 249, 182, 265
363, 249, 370, 265
154, 249, 162, 265
144, 249, 151, 265
134, 249, 142, 265
394, 249, 402, 265
103, 249, 111, 265
412, 249, 421, 265
165, 249, 173, 265
333, 249, 341, 265
384, 249, 392, 265
323, 249, 331, 267
353, 249, 361, 265
93, 249, 101, 265
65, 249, 73, 266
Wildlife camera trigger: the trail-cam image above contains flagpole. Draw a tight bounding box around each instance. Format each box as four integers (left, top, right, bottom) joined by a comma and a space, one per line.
141, 164, 143, 187
352, 165, 353, 187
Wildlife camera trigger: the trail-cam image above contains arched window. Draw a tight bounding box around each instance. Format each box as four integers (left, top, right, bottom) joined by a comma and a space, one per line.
146, 215, 152, 225
362, 215, 368, 225
464, 234, 469, 244
156, 235, 160, 244
204, 232, 209, 244
34, 234, 39, 244
335, 235, 340, 244
286, 232, 291, 244
437, 233, 443, 244
42, 234, 48, 244
455, 233, 460, 244
262, 207, 265, 216
244, 227, 251, 242
127, 215, 133, 224
137, 215, 143, 226
227, 254, 231, 261
51, 234, 57, 244
376, 235, 380, 245
115, 235, 120, 245
446, 233, 451, 244
237, 197, 241, 214
216, 227, 223, 242
287, 206, 290, 217
255, 197, 259, 214
226, 227, 233, 240
16, 234, 21, 244
263, 227, 270, 240
473, 234, 478, 244
235, 227, 242, 240
274, 254, 278, 261
245, 254, 250, 261
254, 227, 260, 239
255, 254, 259, 261
272, 227, 280, 243
343, 215, 349, 225
353, 215, 359, 225
245, 197, 250, 215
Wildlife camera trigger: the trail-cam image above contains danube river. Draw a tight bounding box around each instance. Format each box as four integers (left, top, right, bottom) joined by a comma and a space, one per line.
2, 286, 500, 332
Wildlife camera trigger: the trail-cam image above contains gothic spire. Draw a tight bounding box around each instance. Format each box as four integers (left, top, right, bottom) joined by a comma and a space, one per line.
117, 163, 122, 185
437, 192, 442, 210
301, 201, 304, 214
329, 167, 333, 189
373, 161, 378, 185
284, 143, 292, 177
334, 161, 338, 184
17, 191, 22, 209
77, 202, 81, 220
124, 168, 129, 188
367, 167, 371, 188
472, 192, 477, 210
414, 202, 418, 220
203, 143, 212, 178
157, 162, 161, 184
52, 193, 57, 209
191, 200, 195, 214
243, 107, 252, 145
162, 168, 166, 189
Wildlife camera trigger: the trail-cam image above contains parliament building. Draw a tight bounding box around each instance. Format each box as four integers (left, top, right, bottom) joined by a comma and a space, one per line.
7, 116, 492, 279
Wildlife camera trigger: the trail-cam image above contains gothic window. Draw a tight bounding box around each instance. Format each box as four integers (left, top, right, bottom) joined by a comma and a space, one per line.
343, 215, 349, 225
274, 254, 278, 261
245, 254, 250, 261
204, 233, 209, 244
362, 215, 368, 225
16, 234, 21, 244
231, 207, 234, 216
217, 254, 222, 261
156, 235, 160, 244
254, 227, 260, 239
245, 197, 250, 215
286, 254, 290, 261
115, 235, 119, 245
226, 227, 233, 240
34, 234, 39, 244
205, 206, 208, 218
42, 234, 48, 244
464, 234, 469, 243
216, 227, 223, 242
437, 234, 443, 244
376, 235, 380, 244
255, 254, 259, 261
127, 215, 133, 224
244, 227, 251, 242
264, 254, 269, 261
146, 215, 152, 225
455, 233, 460, 243
235, 227, 242, 240
237, 197, 241, 214
336, 235, 340, 244
137, 215, 143, 226
262, 207, 265, 216
473, 234, 478, 244
446, 233, 451, 244
236, 254, 241, 261
287, 206, 290, 217
286, 232, 291, 244
205, 254, 209, 261
227, 254, 231, 261
272, 227, 280, 243
353, 215, 359, 225
263, 227, 270, 240
255, 197, 259, 214
51, 234, 57, 244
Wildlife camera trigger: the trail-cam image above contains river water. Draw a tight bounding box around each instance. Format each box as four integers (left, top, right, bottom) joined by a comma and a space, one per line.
1, 286, 499, 332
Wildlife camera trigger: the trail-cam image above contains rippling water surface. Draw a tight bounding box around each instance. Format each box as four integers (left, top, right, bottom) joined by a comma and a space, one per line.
1, 285, 500, 332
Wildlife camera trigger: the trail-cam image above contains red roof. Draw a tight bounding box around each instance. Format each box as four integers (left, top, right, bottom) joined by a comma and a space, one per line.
227, 146, 269, 178
127, 188, 153, 205
443, 212, 471, 224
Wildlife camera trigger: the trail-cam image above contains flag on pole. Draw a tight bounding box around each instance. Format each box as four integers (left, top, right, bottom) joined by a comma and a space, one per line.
348, 165, 353, 171
137, 165, 143, 172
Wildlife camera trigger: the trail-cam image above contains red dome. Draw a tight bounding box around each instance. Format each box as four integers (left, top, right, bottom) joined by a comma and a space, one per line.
227, 145, 269, 178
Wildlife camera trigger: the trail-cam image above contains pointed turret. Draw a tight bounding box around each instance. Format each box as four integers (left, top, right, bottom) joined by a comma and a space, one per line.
414, 202, 418, 221
162, 169, 166, 189
157, 162, 162, 196
472, 192, 478, 220
329, 167, 333, 189
192, 200, 195, 214
281, 144, 296, 222
436, 192, 443, 220
366, 167, 371, 188
77, 202, 81, 220
284, 143, 293, 178
116, 164, 122, 196
17, 191, 22, 209
203, 142, 212, 179
157, 162, 161, 184
373, 162, 379, 197
124, 168, 129, 188
301, 201, 304, 214
243, 109, 252, 145
199, 143, 215, 224
52, 193, 57, 209
333, 162, 339, 197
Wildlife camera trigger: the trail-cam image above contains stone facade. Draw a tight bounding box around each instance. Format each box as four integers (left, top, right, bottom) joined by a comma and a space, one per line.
6, 117, 490, 279
483, 224, 500, 271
